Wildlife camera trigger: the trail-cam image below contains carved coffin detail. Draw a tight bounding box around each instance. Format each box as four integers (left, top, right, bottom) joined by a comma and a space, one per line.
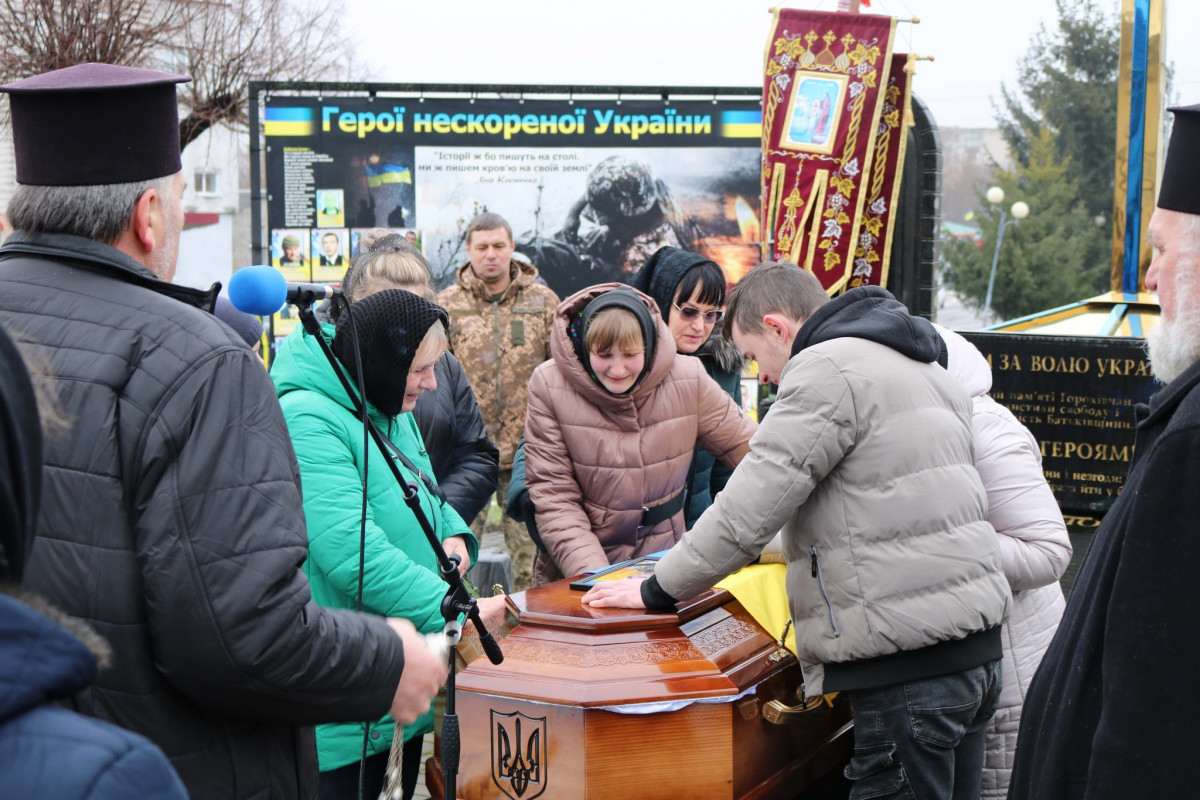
499, 637, 704, 667
430, 577, 852, 800
691, 615, 759, 659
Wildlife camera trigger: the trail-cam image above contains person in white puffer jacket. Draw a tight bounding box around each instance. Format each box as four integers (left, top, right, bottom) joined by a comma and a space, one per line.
936, 324, 1072, 798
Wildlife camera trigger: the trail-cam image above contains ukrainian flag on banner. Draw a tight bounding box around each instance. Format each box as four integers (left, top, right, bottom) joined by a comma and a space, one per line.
264, 107, 315, 137
365, 163, 412, 188
721, 110, 762, 138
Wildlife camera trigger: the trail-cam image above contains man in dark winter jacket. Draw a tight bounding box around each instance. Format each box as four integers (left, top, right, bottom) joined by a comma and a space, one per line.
0, 323, 187, 799
0, 63, 447, 800
585, 262, 1011, 799
412, 351, 501, 524
1007, 104, 1200, 800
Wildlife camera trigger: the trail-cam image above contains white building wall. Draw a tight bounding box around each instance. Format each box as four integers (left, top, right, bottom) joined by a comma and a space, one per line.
0, 127, 15, 236
175, 213, 234, 290
177, 123, 241, 290
0, 115, 243, 283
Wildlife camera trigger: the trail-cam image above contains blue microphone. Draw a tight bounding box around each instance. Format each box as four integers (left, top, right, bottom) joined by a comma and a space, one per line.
228, 266, 341, 315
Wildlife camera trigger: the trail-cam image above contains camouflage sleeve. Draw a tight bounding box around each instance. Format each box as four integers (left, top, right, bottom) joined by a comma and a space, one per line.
544, 289, 560, 360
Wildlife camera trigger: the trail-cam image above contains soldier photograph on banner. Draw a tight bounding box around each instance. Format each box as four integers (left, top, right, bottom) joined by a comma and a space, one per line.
761, 9, 898, 294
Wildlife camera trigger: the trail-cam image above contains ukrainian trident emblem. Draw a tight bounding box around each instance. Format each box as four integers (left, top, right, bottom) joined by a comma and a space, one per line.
491, 709, 547, 799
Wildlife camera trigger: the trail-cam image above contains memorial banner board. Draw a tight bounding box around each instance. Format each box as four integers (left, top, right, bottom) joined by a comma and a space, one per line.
961, 332, 1159, 513
259, 92, 764, 309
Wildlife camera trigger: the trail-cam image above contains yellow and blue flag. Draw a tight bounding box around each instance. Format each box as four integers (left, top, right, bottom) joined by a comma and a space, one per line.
721, 110, 762, 139
264, 107, 315, 137
365, 163, 412, 187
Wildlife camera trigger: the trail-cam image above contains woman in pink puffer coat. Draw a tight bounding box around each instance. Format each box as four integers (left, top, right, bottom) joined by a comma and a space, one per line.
524, 284, 757, 585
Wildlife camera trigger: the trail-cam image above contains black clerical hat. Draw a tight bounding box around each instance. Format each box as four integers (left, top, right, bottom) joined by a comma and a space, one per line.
1159, 104, 1200, 215
0, 63, 190, 186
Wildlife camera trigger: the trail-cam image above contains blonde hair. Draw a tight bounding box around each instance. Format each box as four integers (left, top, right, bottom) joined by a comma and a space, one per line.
584, 307, 644, 354
353, 227, 396, 256
414, 319, 448, 367
344, 243, 434, 302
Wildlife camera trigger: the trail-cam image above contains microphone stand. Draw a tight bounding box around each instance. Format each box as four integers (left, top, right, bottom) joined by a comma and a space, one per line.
297, 303, 503, 800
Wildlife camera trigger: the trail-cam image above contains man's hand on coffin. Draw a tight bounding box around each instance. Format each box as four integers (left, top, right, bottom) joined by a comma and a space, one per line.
581, 575, 650, 608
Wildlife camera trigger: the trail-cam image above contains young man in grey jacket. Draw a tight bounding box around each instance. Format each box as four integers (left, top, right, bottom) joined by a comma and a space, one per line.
585, 262, 1011, 800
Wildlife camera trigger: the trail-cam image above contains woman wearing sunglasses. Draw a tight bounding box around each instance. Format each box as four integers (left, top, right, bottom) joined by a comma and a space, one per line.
630, 246, 749, 527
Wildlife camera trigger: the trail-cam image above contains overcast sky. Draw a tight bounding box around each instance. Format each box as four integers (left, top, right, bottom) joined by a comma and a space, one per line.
344, 0, 1200, 129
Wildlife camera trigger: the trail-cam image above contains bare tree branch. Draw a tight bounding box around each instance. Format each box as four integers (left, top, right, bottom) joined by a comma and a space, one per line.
0, 0, 353, 151
171, 0, 353, 148
0, 0, 179, 79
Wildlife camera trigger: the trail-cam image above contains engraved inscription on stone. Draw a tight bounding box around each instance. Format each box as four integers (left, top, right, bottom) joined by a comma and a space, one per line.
962, 332, 1158, 513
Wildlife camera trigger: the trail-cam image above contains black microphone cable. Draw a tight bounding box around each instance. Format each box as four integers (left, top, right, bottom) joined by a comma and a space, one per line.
341, 300, 372, 800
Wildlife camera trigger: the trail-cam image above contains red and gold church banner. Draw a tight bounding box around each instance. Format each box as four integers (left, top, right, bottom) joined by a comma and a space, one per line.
850, 52, 912, 289
761, 10, 897, 293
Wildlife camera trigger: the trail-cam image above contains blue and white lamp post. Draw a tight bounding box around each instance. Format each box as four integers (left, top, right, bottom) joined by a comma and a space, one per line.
983, 186, 1030, 322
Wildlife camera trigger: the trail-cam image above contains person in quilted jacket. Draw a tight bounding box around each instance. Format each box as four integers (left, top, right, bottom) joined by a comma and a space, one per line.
523, 284, 756, 585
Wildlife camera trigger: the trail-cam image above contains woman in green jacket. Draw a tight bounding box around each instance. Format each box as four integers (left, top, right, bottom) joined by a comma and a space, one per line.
272, 289, 499, 800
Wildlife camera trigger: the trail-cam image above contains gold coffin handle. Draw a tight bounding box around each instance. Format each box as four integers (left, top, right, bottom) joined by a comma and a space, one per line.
762, 692, 826, 724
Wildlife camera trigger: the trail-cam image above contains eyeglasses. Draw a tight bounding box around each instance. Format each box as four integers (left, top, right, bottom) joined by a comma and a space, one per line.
672, 302, 724, 324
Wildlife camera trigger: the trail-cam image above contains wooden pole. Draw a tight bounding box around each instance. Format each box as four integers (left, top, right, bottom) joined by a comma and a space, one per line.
1110, 0, 1164, 293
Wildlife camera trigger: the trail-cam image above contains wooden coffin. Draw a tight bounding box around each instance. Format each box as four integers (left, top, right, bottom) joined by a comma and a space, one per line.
427, 576, 852, 800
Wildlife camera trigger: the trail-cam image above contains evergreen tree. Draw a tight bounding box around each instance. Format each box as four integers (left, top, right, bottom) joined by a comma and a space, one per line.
997, 0, 1120, 224
945, 0, 1119, 320
943, 129, 1109, 321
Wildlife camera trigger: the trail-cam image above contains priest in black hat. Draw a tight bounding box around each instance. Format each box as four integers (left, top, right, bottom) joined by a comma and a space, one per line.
0, 63, 447, 800
1008, 104, 1200, 799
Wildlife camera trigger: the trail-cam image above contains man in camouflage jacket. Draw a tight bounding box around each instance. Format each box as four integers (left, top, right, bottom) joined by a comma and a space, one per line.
438, 213, 559, 590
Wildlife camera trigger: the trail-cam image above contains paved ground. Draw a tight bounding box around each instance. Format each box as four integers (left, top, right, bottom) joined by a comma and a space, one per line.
934, 286, 990, 330
411, 734, 434, 800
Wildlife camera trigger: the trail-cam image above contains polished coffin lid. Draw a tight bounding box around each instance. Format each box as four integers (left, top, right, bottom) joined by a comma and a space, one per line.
456, 578, 797, 708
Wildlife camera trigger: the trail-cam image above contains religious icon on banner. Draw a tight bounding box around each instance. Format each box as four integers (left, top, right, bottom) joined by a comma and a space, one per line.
760, 9, 898, 294
782, 74, 848, 154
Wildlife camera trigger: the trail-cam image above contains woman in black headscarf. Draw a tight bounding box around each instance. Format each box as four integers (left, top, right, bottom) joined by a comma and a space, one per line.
271, 290, 506, 800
